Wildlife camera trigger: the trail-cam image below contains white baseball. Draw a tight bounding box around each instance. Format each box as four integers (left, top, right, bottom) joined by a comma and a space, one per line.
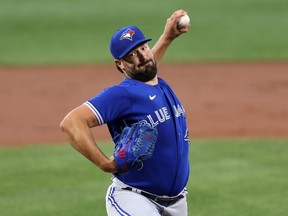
177, 14, 190, 28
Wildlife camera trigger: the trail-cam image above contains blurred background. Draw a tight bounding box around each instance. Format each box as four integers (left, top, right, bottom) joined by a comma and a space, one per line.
1, 0, 288, 216
1, 0, 288, 64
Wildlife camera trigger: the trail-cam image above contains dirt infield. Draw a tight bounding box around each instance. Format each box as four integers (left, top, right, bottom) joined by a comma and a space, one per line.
1, 62, 288, 146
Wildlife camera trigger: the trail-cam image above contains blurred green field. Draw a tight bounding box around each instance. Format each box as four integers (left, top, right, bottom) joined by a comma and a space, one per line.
1, 1, 288, 215
1, 139, 288, 216
1, 0, 288, 64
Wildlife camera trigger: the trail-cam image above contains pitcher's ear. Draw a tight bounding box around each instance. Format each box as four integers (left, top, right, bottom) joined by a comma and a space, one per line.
115, 60, 125, 74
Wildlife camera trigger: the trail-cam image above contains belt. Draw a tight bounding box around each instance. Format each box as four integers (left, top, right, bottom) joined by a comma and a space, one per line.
122, 187, 184, 206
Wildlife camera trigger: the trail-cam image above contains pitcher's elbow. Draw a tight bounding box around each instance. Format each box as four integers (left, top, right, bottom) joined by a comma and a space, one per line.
60, 117, 69, 133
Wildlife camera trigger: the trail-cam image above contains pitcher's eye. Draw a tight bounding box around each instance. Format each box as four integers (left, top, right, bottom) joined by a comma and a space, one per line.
141, 44, 149, 51
129, 51, 137, 57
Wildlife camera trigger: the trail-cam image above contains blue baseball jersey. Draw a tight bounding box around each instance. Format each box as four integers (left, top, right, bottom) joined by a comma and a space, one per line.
85, 77, 190, 196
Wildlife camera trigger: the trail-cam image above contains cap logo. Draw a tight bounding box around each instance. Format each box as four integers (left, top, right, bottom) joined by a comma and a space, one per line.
120, 28, 135, 41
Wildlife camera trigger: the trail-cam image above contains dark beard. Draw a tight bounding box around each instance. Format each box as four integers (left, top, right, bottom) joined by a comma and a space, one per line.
129, 61, 158, 82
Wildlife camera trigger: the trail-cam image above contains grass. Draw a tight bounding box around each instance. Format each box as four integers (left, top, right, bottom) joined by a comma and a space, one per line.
189, 139, 288, 216
0, 142, 111, 216
0, 139, 288, 216
0, 0, 288, 64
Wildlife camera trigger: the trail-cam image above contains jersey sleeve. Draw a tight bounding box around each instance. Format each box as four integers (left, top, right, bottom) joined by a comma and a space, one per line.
84, 86, 132, 125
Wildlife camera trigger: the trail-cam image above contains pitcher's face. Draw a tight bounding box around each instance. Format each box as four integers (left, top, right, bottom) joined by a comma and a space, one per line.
116, 43, 157, 82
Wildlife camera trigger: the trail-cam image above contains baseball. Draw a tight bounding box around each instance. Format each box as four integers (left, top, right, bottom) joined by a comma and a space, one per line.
177, 14, 190, 29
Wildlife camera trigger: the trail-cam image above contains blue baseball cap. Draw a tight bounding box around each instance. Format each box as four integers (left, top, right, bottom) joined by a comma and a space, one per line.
110, 26, 152, 59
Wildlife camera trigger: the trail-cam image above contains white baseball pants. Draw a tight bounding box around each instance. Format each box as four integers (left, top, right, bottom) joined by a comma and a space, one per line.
106, 178, 188, 216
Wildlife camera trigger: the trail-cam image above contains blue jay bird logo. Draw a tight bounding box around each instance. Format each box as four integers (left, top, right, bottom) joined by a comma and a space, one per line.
120, 28, 135, 41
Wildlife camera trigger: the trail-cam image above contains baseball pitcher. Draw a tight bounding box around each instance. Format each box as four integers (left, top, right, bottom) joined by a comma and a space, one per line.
60, 10, 191, 216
